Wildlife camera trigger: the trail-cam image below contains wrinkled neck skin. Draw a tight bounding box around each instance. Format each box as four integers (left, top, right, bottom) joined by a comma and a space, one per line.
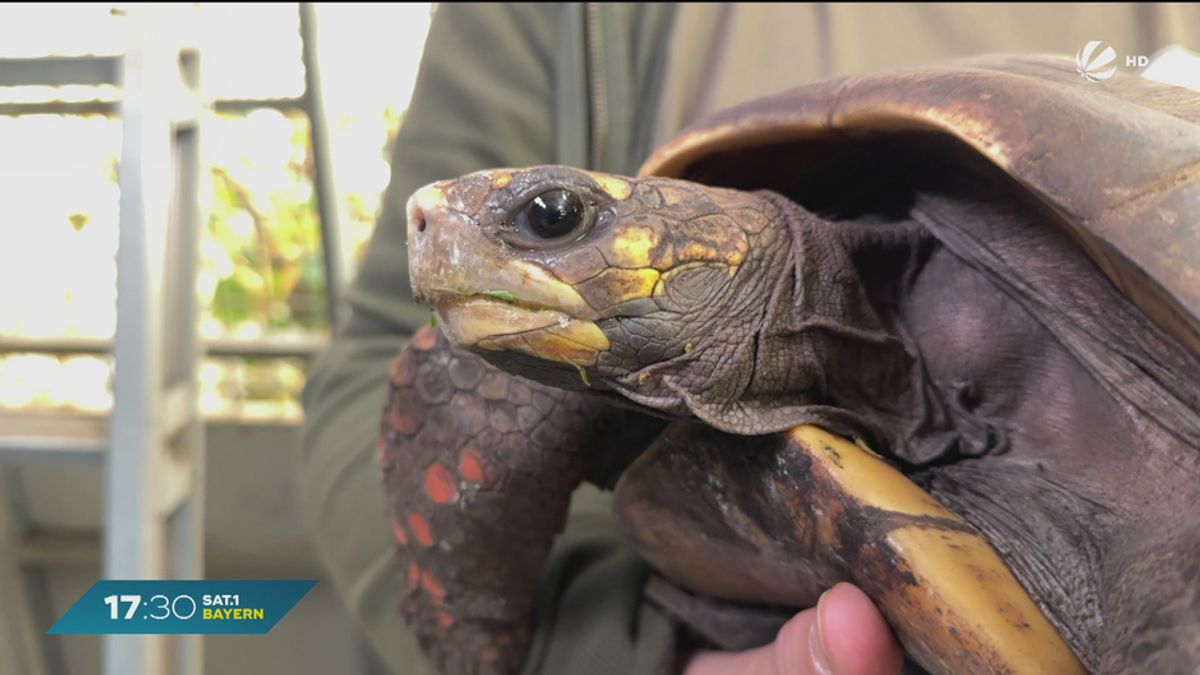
606, 190, 920, 449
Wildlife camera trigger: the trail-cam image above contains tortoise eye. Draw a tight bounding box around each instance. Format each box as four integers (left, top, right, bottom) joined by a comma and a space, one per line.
524, 189, 586, 239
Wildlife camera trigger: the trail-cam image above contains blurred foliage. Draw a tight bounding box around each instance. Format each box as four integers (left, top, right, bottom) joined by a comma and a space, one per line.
0, 106, 402, 417
0, 353, 112, 411
198, 356, 306, 422
0, 3, 430, 418
205, 109, 328, 337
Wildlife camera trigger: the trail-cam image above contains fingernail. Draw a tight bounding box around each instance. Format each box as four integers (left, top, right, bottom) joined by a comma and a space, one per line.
808, 619, 834, 675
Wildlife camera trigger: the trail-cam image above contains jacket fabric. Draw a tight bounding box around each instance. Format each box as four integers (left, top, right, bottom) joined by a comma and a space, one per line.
298, 4, 1200, 674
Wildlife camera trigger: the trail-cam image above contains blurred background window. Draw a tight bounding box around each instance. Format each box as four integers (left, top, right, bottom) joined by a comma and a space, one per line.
0, 2, 433, 423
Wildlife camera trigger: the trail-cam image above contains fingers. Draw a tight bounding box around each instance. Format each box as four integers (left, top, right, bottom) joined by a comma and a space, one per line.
682, 583, 904, 675
782, 583, 904, 675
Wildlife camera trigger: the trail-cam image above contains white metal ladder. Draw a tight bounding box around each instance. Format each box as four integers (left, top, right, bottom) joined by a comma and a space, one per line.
103, 5, 207, 675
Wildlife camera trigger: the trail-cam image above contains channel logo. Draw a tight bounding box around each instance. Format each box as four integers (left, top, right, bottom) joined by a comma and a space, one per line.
1075, 41, 1118, 82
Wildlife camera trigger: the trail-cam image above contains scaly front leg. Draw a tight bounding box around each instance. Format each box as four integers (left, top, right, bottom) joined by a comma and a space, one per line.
379, 326, 659, 675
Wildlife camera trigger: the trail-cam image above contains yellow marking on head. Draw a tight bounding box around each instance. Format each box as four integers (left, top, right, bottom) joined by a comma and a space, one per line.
676, 242, 717, 263
522, 332, 600, 366
584, 172, 632, 200
674, 237, 748, 268
491, 172, 513, 188
545, 319, 610, 354
609, 227, 660, 269
651, 243, 676, 270
670, 214, 749, 267
578, 267, 661, 308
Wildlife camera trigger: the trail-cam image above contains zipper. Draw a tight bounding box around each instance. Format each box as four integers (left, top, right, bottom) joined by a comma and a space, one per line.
585, 2, 608, 170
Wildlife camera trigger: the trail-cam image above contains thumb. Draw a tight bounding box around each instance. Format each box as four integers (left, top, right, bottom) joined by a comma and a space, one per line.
773, 583, 904, 675
681, 584, 903, 675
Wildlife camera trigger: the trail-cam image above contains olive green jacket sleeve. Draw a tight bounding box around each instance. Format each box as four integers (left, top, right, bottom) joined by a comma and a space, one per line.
299, 4, 677, 675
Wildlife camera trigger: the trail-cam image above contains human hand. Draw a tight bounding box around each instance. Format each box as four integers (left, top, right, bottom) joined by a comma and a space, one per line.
681, 583, 903, 675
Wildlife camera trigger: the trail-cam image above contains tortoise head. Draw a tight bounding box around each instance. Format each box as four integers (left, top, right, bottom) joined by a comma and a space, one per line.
407, 165, 792, 422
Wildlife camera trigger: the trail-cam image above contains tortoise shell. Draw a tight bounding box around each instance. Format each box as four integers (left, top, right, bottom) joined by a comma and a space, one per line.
641, 54, 1200, 357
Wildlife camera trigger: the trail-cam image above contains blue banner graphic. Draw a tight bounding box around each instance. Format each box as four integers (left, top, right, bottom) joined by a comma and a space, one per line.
48, 580, 317, 634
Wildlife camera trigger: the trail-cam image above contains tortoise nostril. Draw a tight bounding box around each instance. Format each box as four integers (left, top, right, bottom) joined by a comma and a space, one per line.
410, 205, 429, 234
411, 207, 427, 234
406, 192, 431, 237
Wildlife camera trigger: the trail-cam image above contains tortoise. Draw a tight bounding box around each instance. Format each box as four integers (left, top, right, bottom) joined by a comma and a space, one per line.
379, 54, 1200, 675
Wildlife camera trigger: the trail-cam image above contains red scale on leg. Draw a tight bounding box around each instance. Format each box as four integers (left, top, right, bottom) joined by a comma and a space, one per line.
411, 326, 438, 351
424, 462, 459, 504
459, 445, 501, 488
421, 571, 446, 604
407, 512, 434, 548
390, 407, 421, 435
